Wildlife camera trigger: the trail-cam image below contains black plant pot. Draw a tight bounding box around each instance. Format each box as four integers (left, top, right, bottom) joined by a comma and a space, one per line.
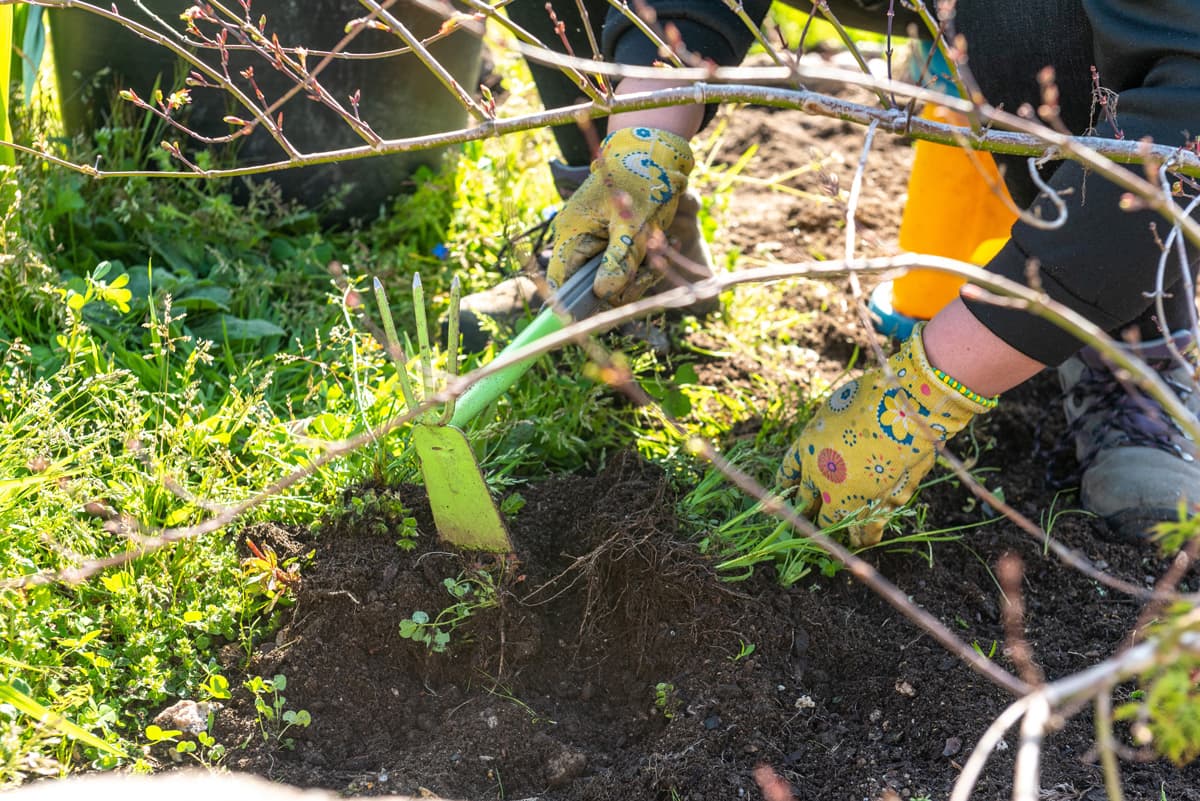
51, 1, 482, 222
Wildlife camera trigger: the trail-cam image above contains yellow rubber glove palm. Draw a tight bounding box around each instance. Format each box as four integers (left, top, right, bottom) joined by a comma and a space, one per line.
777, 325, 996, 547
547, 126, 694, 303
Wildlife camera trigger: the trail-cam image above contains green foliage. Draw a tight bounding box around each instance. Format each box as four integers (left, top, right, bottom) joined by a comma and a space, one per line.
243, 674, 310, 751
1150, 509, 1200, 555
399, 571, 500, 654
143, 715, 225, 767
1117, 622, 1200, 766
653, 682, 680, 720
0, 679, 126, 759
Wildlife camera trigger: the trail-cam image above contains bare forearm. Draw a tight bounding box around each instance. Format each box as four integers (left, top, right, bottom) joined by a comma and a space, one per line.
607, 78, 704, 139
923, 299, 1045, 397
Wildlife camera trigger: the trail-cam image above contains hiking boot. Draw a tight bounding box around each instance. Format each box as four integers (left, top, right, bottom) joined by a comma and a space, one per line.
1057, 333, 1200, 540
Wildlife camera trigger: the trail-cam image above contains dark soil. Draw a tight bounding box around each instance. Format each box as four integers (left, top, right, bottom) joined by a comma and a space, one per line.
213, 99, 1200, 800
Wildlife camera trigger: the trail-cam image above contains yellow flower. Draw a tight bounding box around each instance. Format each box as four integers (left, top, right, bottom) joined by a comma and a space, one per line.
878, 389, 919, 442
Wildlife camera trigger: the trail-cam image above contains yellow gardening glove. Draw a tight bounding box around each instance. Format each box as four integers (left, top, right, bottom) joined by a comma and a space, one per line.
777, 324, 996, 547
547, 126, 694, 304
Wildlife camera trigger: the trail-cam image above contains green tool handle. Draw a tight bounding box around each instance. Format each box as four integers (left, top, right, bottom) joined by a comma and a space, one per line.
449, 255, 604, 427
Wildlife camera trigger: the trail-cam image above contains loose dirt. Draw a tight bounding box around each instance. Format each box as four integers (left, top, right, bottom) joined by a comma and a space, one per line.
214, 97, 1200, 800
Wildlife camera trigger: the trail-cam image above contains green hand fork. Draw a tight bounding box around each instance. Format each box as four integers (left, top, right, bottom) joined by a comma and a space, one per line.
387, 255, 604, 551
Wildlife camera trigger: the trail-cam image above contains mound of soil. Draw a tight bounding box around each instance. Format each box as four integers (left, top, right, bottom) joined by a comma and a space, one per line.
212, 95, 1200, 799
217, 422, 1200, 801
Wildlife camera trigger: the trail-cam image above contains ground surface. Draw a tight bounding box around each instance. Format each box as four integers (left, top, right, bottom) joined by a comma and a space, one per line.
213, 98, 1200, 800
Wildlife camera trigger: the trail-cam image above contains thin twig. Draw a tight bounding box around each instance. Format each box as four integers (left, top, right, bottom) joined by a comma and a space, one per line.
814, 1, 892, 108
1095, 690, 1126, 801
999, 554, 1045, 687
13, 0, 297, 156
359, 0, 491, 120
1013, 694, 1051, 801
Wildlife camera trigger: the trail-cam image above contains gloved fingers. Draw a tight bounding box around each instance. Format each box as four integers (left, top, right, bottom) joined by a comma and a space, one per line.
547, 231, 607, 290
592, 233, 644, 301
774, 445, 824, 524
611, 263, 663, 307
850, 518, 886, 549
796, 479, 823, 523
546, 174, 612, 288
847, 456, 932, 548
775, 440, 807, 488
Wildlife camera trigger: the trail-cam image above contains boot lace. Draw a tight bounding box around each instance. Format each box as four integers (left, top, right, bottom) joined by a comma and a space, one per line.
1064, 357, 1199, 471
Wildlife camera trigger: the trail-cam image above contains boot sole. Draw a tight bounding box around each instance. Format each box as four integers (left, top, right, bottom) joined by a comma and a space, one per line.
1098, 507, 1183, 544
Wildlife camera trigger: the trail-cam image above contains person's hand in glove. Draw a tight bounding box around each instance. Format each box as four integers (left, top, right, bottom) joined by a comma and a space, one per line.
776, 324, 998, 547
546, 126, 694, 304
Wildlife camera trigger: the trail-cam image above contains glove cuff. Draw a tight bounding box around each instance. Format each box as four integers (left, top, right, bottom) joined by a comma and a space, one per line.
907, 323, 998, 415
597, 126, 695, 177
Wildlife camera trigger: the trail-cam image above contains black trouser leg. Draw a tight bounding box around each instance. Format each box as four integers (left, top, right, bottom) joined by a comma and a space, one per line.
802, 2, 1200, 360
505, 0, 611, 165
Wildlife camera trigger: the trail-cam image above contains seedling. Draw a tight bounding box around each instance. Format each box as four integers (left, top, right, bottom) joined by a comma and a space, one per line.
732, 640, 757, 662
144, 722, 226, 766
500, 492, 527, 517
243, 674, 311, 750
654, 682, 680, 720
241, 539, 299, 617
399, 571, 499, 653
971, 639, 998, 660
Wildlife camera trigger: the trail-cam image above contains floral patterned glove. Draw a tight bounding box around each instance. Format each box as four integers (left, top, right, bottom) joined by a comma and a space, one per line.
776, 324, 997, 547
547, 126, 694, 303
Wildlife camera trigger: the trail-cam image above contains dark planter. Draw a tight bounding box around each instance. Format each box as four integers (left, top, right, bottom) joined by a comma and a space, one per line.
51, 1, 482, 221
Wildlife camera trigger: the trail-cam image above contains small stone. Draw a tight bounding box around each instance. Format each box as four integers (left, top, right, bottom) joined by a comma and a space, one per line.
704, 714, 721, 730
894, 680, 916, 697
152, 700, 209, 736
544, 749, 587, 788
943, 736, 963, 757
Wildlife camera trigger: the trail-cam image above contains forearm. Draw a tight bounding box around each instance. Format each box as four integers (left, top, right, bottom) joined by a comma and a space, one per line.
924, 300, 1045, 398
608, 78, 704, 139
601, 1, 770, 139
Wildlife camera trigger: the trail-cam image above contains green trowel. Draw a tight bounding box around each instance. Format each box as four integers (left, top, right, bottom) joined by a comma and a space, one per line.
412, 255, 604, 552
